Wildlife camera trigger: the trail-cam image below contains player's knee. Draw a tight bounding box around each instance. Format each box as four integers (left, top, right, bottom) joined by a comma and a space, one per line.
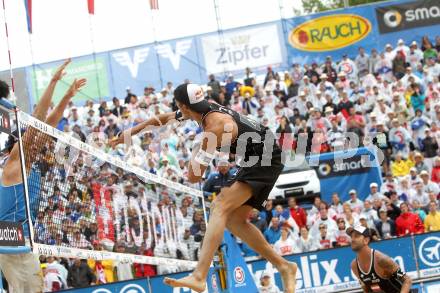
210, 194, 232, 217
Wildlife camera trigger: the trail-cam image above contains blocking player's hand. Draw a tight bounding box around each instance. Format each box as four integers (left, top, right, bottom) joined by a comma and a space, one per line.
65, 78, 87, 98
51, 58, 71, 82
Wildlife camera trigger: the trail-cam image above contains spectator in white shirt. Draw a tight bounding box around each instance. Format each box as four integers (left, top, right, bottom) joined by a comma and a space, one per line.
361, 200, 380, 228
420, 170, 440, 196
258, 272, 281, 293
310, 204, 338, 239
317, 223, 335, 250
342, 203, 360, 228
409, 181, 430, 207
296, 227, 320, 253
345, 189, 364, 213
273, 226, 297, 256
334, 218, 351, 247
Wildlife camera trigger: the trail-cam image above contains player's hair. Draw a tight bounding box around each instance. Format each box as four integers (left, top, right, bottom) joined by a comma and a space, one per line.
0, 80, 10, 99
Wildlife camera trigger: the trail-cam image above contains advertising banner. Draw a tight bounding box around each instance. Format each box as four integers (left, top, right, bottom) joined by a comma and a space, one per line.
375, 0, 440, 34
201, 24, 283, 74
414, 232, 440, 278
307, 147, 382, 203
30, 56, 110, 104
0, 221, 25, 247
284, 0, 440, 64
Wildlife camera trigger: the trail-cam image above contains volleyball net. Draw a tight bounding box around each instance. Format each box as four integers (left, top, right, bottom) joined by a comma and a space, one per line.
17, 110, 206, 271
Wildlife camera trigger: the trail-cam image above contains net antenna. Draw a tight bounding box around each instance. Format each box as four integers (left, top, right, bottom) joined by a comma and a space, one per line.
19, 111, 206, 269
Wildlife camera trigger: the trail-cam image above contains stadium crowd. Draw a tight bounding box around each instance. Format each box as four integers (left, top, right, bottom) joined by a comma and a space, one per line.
2, 35, 440, 291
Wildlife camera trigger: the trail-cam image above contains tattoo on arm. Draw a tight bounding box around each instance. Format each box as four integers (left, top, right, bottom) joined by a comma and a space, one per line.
378, 255, 399, 278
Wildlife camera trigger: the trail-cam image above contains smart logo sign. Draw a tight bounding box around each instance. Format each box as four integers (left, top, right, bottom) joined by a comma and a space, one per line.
201, 24, 282, 74
376, 0, 440, 34
289, 14, 371, 52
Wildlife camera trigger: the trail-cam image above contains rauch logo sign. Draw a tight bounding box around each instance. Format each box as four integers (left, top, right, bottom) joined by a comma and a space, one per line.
289, 14, 371, 52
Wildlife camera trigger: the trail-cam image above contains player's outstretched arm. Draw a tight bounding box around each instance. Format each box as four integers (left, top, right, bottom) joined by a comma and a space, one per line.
109, 111, 180, 148
32, 58, 71, 121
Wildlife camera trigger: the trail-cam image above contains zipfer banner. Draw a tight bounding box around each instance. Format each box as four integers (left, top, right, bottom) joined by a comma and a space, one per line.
78, 231, 440, 293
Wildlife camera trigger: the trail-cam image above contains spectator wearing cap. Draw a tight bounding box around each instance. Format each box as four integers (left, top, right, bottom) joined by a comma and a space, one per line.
391, 153, 411, 177
424, 201, 440, 232
345, 189, 364, 213
258, 271, 281, 293
395, 202, 425, 236
376, 208, 396, 239
202, 159, 233, 197
414, 152, 430, 174
408, 41, 423, 71
334, 217, 351, 247
420, 170, 439, 196
365, 183, 388, 203
288, 197, 307, 229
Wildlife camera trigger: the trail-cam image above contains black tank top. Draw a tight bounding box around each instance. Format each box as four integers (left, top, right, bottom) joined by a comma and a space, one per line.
200, 103, 280, 162
356, 249, 403, 293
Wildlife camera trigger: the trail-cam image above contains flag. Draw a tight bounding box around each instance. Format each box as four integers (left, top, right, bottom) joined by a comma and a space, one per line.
87, 0, 94, 14
149, 0, 159, 10
23, 0, 32, 33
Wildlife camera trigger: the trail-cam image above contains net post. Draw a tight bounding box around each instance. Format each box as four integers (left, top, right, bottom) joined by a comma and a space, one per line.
14, 109, 35, 249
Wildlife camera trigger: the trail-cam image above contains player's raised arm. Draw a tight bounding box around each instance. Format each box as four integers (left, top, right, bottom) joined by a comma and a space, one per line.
32, 58, 71, 121
109, 110, 183, 148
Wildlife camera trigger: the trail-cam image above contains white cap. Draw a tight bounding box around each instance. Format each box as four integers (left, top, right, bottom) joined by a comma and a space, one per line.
386, 43, 392, 48
316, 90, 322, 94
370, 182, 378, 188
299, 91, 306, 96
420, 170, 429, 176
303, 75, 309, 80
320, 73, 328, 79
398, 39, 404, 44
411, 41, 417, 46
349, 189, 357, 194
260, 272, 271, 279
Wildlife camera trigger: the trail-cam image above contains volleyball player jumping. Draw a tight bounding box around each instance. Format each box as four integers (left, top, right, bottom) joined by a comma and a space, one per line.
112, 83, 297, 292
0, 59, 86, 292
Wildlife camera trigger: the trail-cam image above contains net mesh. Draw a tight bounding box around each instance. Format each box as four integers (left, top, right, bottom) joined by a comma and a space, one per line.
18, 111, 204, 271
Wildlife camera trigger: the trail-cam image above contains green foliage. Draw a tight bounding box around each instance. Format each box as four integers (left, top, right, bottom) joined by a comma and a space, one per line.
301, 0, 387, 14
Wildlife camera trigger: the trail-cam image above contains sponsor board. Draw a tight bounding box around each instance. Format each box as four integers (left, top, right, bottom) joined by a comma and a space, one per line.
289, 14, 372, 52
376, 0, 440, 34
201, 24, 282, 74
0, 221, 25, 246
31, 57, 110, 104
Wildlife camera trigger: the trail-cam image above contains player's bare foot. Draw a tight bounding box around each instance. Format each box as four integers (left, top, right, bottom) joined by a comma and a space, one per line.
278, 262, 297, 293
163, 274, 206, 292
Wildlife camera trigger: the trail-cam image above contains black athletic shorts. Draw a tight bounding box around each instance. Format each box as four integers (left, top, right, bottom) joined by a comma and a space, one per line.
226, 145, 284, 211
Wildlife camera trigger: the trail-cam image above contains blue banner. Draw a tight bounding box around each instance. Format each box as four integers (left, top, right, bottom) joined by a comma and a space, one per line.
71, 232, 440, 292
307, 147, 383, 203
284, 0, 440, 64
415, 232, 440, 278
